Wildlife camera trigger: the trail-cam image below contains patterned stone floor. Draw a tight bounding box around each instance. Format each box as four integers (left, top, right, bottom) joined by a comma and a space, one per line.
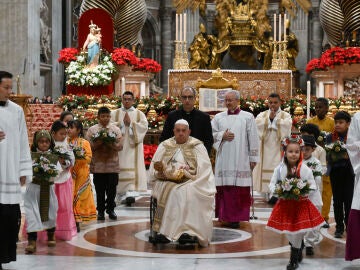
4, 192, 360, 270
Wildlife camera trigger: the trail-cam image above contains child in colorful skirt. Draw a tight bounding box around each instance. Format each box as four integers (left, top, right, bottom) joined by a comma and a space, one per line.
67, 120, 97, 230
266, 135, 324, 270
51, 120, 77, 240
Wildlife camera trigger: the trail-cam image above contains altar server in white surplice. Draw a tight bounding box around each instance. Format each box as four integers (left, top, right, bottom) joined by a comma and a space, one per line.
0, 71, 32, 268
212, 90, 260, 229
149, 119, 216, 247
111, 91, 148, 205
253, 92, 292, 197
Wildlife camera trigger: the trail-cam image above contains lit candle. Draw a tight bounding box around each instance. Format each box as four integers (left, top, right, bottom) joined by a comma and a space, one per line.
121, 77, 125, 95
307, 80, 311, 119
284, 14, 287, 42
176, 14, 178, 41
279, 14, 282, 42
184, 13, 187, 43
274, 14, 276, 42
179, 13, 183, 42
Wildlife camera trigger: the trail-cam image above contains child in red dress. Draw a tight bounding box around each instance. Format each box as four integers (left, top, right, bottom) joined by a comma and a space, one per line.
266, 135, 324, 270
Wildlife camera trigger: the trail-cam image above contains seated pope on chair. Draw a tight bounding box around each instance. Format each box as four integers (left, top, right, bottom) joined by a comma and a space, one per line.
149, 119, 216, 247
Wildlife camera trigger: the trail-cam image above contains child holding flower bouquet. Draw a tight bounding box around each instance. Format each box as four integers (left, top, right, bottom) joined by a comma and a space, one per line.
267, 135, 324, 270
67, 120, 97, 230
24, 130, 61, 254
86, 107, 123, 221
325, 111, 354, 239
50, 120, 77, 240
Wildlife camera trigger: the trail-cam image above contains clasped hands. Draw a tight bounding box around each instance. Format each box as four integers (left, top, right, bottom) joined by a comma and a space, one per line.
222, 129, 235, 142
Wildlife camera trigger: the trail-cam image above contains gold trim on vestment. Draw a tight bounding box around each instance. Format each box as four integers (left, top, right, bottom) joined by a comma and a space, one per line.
153, 181, 178, 232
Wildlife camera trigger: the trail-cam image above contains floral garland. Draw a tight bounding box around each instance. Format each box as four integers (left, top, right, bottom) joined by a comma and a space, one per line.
306, 47, 360, 73
65, 50, 115, 87
58, 47, 162, 87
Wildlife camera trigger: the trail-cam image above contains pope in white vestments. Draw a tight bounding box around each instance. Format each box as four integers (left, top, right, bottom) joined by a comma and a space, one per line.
253, 93, 292, 194
212, 90, 259, 228
149, 119, 216, 247
111, 91, 148, 204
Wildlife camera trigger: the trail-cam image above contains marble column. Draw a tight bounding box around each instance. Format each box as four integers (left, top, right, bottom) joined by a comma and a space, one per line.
310, 6, 323, 59
51, 0, 62, 98
159, 4, 173, 94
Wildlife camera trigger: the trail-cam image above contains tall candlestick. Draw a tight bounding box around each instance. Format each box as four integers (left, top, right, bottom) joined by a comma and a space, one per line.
307, 80, 311, 119
179, 14, 183, 42
121, 77, 125, 95
284, 14, 287, 42
279, 14, 282, 42
274, 14, 277, 42
184, 13, 187, 43
176, 14, 178, 41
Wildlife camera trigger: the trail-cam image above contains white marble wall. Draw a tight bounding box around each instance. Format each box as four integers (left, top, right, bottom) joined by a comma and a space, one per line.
0, 0, 62, 99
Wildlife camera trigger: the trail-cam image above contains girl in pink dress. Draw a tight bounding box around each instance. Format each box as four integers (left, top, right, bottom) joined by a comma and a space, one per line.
51, 120, 77, 240
266, 135, 324, 270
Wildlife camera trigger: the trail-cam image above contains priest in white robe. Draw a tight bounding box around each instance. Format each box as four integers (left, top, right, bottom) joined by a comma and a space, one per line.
111, 91, 148, 205
212, 90, 260, 228
253, 92, 292, 196
0, 71, 32, 268
345, 112, 360, 261
149, 119, 216, 247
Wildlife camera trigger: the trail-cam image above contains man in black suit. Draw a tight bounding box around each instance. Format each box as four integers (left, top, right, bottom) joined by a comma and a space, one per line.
160, 87, 214, 154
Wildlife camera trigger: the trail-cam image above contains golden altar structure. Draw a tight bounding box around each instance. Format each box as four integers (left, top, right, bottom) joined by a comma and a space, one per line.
168, 69, 293, 98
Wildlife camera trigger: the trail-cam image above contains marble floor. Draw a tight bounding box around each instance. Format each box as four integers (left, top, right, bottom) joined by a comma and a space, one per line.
3, 193, 360, 270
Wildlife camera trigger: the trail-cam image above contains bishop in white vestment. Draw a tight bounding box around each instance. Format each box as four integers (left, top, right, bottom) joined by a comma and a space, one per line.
149, 120, 216, 247
212, 90, 259, 227
111, 91, 148, 203
253, 93, 292, 194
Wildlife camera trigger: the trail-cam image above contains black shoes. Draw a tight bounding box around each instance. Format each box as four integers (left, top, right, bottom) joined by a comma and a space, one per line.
322, 221, 330, 228
178, 233, 198, 245
306, 246, 314, 255
228, 222, 240, 229
154, 233, 171, 244
125, 196, 135, 206
97, 212, 105, 221
334, 230, 343, 238
106, 210, 117, 220
76, 222, 81, 232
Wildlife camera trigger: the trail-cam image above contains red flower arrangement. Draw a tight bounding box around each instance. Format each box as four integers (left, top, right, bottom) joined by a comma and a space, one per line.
143, 144, 158, 167
306, 47, 360, 73
305, 58, 321, 73
58, 48, 79, 64
133, 58, 162, 73
111, 48, 138, 66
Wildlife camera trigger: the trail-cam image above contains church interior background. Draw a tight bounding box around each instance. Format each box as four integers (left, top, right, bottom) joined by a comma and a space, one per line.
1, 0, 360, 269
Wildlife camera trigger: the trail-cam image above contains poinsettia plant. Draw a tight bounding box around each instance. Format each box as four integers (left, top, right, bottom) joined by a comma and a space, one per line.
111, 48, 138, 66
133, 58, 162, 73
306, 47, 360, 73
58, 48, 79, 64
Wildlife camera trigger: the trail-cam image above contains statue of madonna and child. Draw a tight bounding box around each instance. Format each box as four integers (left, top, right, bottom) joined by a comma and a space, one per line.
82, 20, 102, 68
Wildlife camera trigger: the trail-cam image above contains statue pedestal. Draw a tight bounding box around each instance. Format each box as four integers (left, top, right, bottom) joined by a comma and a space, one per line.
311, 64, 360, 97
114, 65, 151, 97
